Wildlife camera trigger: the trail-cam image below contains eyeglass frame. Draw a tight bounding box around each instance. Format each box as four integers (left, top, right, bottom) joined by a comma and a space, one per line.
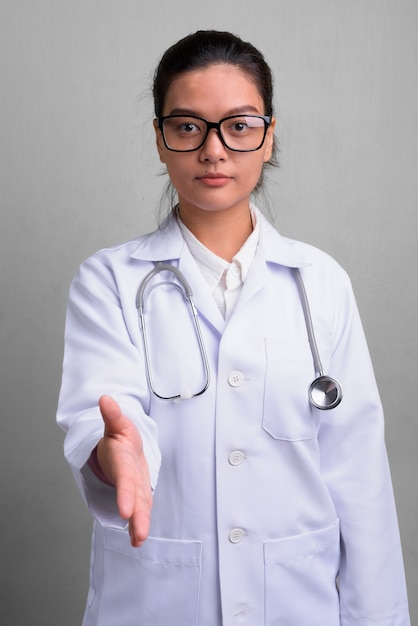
157, 114, 272, 153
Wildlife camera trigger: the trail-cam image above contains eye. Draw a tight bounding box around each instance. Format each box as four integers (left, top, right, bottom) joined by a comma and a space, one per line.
180, 122, 200, 134
173, 117, 203, 135
230, 120, 249, 133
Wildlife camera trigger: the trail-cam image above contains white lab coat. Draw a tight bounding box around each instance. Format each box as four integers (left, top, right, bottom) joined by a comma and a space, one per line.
57, 210, 410, 626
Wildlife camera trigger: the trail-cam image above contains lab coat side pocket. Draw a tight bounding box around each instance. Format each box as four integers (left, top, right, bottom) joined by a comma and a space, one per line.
263, 521, 340, 626
89, 526, 202, 626
262, 337, 318, 441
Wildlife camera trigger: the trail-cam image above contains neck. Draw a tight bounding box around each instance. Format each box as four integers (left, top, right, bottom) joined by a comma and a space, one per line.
178, 205, 253, 262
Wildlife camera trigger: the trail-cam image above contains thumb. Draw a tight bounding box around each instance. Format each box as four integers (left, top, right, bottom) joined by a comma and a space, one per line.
98, 395, 124, 434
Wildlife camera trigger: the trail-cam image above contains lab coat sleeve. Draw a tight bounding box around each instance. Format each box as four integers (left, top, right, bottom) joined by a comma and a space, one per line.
56, 253, 161, 527
317, 273, 410, 625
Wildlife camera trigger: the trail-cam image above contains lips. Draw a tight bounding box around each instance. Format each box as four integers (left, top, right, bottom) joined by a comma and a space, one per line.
196, 173, 232, 187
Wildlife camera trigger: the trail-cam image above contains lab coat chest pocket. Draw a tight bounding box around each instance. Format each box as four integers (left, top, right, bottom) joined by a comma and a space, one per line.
264, 521, 340, 626
262, 336, 331, 441
93, 527, 201, 625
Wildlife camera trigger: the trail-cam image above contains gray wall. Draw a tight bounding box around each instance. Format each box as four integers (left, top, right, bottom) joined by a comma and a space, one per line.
1, 1, 417, 623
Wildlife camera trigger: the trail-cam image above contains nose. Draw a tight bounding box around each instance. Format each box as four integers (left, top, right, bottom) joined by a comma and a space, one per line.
199, 128, 227, 162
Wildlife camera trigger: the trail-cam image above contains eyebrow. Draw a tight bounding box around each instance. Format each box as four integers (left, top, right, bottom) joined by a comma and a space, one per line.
166, 105, 262, 117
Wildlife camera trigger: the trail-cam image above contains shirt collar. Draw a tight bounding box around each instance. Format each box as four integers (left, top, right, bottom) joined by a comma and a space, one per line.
177, 206, 260, 290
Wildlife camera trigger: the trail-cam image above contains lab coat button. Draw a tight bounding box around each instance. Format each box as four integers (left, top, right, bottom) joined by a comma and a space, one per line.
229, 450, 245, 465
229, 528, 245, 543
228, 371, 243, 387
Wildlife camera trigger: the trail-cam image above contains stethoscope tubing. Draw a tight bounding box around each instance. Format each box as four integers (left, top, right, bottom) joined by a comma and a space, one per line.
136, 263, 342, 409
292, 267, 343, 410
291, 267, 324, 376
136, 263, 210, 401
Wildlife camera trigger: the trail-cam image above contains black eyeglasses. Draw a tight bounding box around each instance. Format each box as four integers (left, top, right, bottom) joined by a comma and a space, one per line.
158, 114, 271, 153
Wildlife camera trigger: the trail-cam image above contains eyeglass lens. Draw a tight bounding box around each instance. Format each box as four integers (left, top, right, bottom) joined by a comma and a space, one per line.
162, 115, 268, 152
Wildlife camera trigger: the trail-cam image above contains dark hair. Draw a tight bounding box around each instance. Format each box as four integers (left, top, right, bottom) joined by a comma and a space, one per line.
153, 31, 278, 216
153, 30, 275, 120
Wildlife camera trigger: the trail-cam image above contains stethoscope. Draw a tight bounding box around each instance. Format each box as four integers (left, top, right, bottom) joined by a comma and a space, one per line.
136, 263, 342, 409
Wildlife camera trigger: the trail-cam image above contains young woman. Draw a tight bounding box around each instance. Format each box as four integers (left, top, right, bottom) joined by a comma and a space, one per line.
57, 30, 410, 626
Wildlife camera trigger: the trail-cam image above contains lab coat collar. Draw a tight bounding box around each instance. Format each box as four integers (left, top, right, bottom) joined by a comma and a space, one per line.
130, 218, 186, 262
256, 212, 311, 269
129, 209, 310, 270
129, 210, 310, 335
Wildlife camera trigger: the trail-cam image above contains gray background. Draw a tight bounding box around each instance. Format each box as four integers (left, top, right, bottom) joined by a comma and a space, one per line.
1, 0, 417, 624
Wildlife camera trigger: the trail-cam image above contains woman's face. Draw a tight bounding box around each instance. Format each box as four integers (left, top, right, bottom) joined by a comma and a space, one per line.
154, 64, 275, 220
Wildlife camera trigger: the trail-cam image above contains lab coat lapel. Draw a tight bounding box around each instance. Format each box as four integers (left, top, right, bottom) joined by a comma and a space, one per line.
235, 250, 270, 312
178, 248, 226, 336
130, 220, 225, 334
233, 214, 310, 314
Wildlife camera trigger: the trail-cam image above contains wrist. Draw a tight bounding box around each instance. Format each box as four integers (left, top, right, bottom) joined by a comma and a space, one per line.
87, 444, 115, 487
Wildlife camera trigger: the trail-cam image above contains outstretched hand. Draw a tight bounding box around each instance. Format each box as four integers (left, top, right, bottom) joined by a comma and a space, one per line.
96, 395, 153, 547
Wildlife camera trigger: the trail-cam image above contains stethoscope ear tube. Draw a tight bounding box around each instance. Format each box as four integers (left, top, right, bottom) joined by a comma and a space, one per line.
291, 267, 343, 410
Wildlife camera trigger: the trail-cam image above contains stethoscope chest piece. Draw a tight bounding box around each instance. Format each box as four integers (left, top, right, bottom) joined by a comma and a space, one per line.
309, 375, 342, 410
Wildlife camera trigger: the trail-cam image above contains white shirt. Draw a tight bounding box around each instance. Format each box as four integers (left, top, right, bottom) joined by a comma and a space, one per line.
178, 207, 259, 318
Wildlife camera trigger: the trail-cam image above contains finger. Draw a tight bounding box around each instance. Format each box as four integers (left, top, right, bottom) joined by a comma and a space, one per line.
115, 474, 136, 519
116, 476, 151, 545
115, 461, 151, 520
128, 508, 152, 547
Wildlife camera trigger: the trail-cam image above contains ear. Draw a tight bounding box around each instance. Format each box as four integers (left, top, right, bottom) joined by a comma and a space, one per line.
263, 116, 276, 163
153, 119, 166, 164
